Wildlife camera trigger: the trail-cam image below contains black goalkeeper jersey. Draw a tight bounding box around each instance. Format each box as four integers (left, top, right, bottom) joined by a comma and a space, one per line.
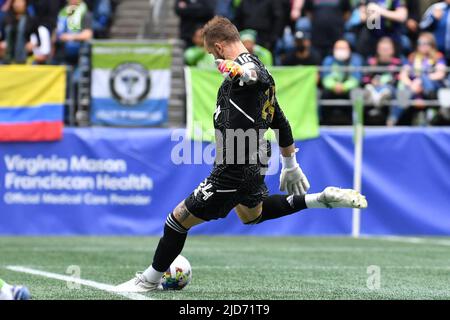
213, 53, 293, 167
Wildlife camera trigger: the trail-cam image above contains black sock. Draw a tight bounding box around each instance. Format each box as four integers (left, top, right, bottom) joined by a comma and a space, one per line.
151, 213, 189, 272
246, 195, 307, 225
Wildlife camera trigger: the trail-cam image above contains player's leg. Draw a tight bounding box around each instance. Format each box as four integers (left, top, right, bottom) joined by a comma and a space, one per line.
140, 200, 204, 285
236, 194, 307, 224
236, 187, 367, 225
0, 278, 30, 300
116, 200, 204, 292
116, 169, 241, 292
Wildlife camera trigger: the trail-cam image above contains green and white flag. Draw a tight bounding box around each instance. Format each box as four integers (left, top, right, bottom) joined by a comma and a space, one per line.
91, 41, 172, 126
185, 66, 319, 141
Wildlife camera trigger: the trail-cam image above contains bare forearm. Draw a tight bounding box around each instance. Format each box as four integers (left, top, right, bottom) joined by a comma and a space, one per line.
429, 70, 446, 81
399, 70, 411, 85
380, 7, 407, 23
72, 30, 93, 41
280, 144, 296, 157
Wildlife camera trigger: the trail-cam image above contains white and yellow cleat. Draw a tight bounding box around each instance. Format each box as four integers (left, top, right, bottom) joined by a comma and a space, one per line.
114, 272, 162, 293
318, 187, 368, 209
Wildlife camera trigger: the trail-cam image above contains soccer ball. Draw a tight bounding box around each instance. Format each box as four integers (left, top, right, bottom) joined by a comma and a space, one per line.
161, 255, 192, 290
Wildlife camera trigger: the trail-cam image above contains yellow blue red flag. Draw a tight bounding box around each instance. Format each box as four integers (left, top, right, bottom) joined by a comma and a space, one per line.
0, 65, 66, 142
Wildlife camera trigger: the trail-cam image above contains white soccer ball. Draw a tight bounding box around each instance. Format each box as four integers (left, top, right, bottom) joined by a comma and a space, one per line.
161, 255, 192, 290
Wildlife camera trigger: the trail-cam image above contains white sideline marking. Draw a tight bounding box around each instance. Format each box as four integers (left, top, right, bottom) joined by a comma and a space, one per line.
6, 266, 152, 300
366, 236, 450, 246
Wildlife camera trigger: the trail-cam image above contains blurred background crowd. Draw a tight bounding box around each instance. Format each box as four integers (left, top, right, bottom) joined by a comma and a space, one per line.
0, 0, 116, 65
0, 0, 117, 124
1, 0, 450, 126
178, 0, 450, 126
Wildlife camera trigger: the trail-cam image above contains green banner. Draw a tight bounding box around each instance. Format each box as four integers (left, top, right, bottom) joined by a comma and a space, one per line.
92, 42, 172, 70
186, 66, 319, 141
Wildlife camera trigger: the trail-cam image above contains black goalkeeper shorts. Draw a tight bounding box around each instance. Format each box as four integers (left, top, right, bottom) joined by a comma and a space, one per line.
185, 164, 269, 221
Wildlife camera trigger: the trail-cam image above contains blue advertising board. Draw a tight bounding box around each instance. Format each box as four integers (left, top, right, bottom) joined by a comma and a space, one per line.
0, 127, 449, 236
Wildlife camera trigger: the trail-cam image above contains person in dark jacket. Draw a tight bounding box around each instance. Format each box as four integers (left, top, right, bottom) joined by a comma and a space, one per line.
175, 0, 215, 48
234, 0, 284, 52
280, 30, 321, 66
303, 0, 351, 61
404, 0, 420, 52
2, 0, 35, 63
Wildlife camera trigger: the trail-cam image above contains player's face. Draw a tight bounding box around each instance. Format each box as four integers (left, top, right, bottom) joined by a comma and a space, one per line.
205, 40, 225, 60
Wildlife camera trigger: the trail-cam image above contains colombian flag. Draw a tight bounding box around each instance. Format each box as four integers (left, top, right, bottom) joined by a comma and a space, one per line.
0, 65, 66, 142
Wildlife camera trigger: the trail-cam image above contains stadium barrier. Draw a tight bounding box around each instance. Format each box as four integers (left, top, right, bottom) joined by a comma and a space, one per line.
0, 127, 449, 236
316, 65, 450, 111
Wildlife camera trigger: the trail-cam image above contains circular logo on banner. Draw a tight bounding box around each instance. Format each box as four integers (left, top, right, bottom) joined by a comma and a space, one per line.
110, 62, 151, 106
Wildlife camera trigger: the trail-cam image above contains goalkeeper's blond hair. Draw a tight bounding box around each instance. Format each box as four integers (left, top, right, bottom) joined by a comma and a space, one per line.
202, 16, 241, 48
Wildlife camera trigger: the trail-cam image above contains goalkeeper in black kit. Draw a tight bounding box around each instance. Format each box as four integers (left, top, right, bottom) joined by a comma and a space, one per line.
117, 16, 367, 292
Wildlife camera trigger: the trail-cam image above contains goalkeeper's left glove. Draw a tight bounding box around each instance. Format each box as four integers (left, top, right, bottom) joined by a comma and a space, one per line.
279, 149, 310, 196
215, 59, 255, 85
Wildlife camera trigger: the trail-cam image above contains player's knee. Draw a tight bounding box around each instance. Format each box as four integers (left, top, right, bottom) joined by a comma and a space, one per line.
165, 213, 189, 234
172, 200, 205, 229
235, 205, 262, 225
173, 201, 193, 222
242, 213, 262, 225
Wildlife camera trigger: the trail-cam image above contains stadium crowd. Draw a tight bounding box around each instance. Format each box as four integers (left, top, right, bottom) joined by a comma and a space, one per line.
177, 0, 450, 126
0, 0, 115, 65
0, 0, 116, 123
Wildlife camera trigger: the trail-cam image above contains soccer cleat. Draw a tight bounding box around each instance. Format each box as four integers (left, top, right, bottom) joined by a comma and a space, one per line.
114, 272, 162, 293
12, 286, 31, 300
318, 187, 368, 209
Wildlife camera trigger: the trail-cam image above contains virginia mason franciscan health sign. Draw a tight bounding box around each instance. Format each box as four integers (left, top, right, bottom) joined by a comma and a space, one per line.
90, 41, 172, 126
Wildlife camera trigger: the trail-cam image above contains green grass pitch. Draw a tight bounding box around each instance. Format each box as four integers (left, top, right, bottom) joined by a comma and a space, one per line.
1, 236, 449, 300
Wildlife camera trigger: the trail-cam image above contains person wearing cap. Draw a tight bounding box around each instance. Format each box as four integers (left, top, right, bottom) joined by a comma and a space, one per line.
280, 30, 321, 66
240, 29, 273, 66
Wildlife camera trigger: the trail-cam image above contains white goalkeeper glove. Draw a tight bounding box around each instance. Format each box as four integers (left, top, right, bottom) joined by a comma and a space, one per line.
279, 149, 310, 196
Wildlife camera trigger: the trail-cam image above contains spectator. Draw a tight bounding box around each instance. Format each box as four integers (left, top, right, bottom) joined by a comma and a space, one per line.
321, 39, 363, 124
234, 0, 284, 52
0, 0, 11, 26
88, 0, 112, 38
280, 30, 321, 66
420, 0, 450, 65
0, 0, 9, 62
0, 34, 4, 63
303, 0, 351, 61
55, 0, 93, 66
215, 0, 241, 21
279, 0, 302, 33
175, 0, 214, 48
290, 0, 304, 27
273, 0, 305, 65
184, 26, 215, 68
322, 39, 363, 98
357, 0, 408, 58
293, 0, 310, 34
344, 0, 365, 48
26, 0, 61, 64
403, 0, 420, 54
240, 29, 273, 66
2, 0, 33, 63
391, 32, 447, 126
363, 37, 402, 120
